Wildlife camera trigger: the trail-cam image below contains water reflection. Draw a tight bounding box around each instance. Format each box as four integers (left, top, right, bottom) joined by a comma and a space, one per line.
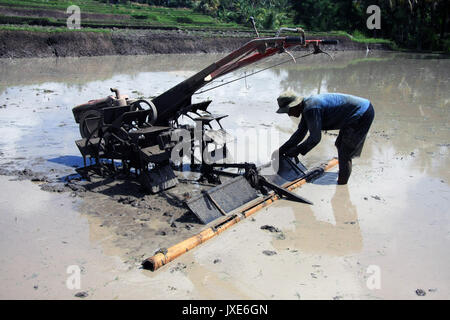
274, 184, 362, 256
277, 53, 449, 111
0, 54, 222, 92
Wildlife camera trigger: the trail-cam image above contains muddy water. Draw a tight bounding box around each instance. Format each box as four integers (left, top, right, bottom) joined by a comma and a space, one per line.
0, 51, 449, 299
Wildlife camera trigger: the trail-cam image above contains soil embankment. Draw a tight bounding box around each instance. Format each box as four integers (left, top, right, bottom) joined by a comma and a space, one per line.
0, 29, 392, 59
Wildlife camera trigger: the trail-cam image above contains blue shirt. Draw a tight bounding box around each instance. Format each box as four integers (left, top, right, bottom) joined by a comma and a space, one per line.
281, 93, 371, 155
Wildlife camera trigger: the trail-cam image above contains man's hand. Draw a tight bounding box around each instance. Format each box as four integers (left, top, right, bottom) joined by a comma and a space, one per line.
285, 146, 300, 158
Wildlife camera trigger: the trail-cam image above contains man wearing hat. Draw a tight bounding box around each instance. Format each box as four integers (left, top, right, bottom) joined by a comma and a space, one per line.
274, 91, 375, 184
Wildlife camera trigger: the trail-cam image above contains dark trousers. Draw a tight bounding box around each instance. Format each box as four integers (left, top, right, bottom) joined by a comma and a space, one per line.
335, 104, 375, 184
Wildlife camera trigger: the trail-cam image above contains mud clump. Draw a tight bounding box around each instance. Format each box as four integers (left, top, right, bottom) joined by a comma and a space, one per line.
40, 183, 70, 193
415, 289, 426, 296
117, 196, 142, 208
39, 178, 88, 195
261, 225, 285, 240
116, 195, 162, 210
170, 262, 187, 273
260, 225, 281, 233
0, 167, 49, 182
262, 250, 277, 256
65, 180, 88, 193
74, 291, 89, 298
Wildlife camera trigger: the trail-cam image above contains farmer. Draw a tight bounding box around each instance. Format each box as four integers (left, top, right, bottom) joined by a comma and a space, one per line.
273, 91, 374, 184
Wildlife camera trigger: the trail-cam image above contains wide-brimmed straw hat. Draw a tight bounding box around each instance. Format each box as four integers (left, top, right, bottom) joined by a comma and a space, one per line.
276, 90, 304, 114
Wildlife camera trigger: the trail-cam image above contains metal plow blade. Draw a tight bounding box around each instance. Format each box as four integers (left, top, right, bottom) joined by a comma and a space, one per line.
261, 156, 307, 187
186, 156, 312, 225
186, 175, 258, 224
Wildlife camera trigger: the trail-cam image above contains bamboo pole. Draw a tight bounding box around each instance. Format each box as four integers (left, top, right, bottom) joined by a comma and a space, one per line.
142, 158, 338, 271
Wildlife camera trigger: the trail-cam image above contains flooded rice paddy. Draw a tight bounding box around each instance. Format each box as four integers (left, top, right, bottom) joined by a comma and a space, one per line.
0, 51, 449, 299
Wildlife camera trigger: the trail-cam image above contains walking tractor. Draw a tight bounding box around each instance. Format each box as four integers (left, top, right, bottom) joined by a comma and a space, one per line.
71, 25, 339, 270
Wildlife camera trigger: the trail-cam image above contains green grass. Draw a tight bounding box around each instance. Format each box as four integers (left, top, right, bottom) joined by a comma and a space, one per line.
347, 30, 393, 44
0, 24, 110, 33
0, 0, 244, 30
0, 0, 398, 48
0, 14, 244, 32
307, 30, 396, 48
330, 30, 393, 45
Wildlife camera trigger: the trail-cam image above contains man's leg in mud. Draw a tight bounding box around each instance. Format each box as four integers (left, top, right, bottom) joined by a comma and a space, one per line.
335, 104, 374, 184
337, 148, 352, 185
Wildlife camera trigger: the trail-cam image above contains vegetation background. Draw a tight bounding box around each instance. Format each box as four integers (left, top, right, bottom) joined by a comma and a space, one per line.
0, 0, 448, 52
177, 0, 449, 52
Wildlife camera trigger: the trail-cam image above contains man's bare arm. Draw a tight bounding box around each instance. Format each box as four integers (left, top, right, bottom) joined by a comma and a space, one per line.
279, 116, 308, 154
